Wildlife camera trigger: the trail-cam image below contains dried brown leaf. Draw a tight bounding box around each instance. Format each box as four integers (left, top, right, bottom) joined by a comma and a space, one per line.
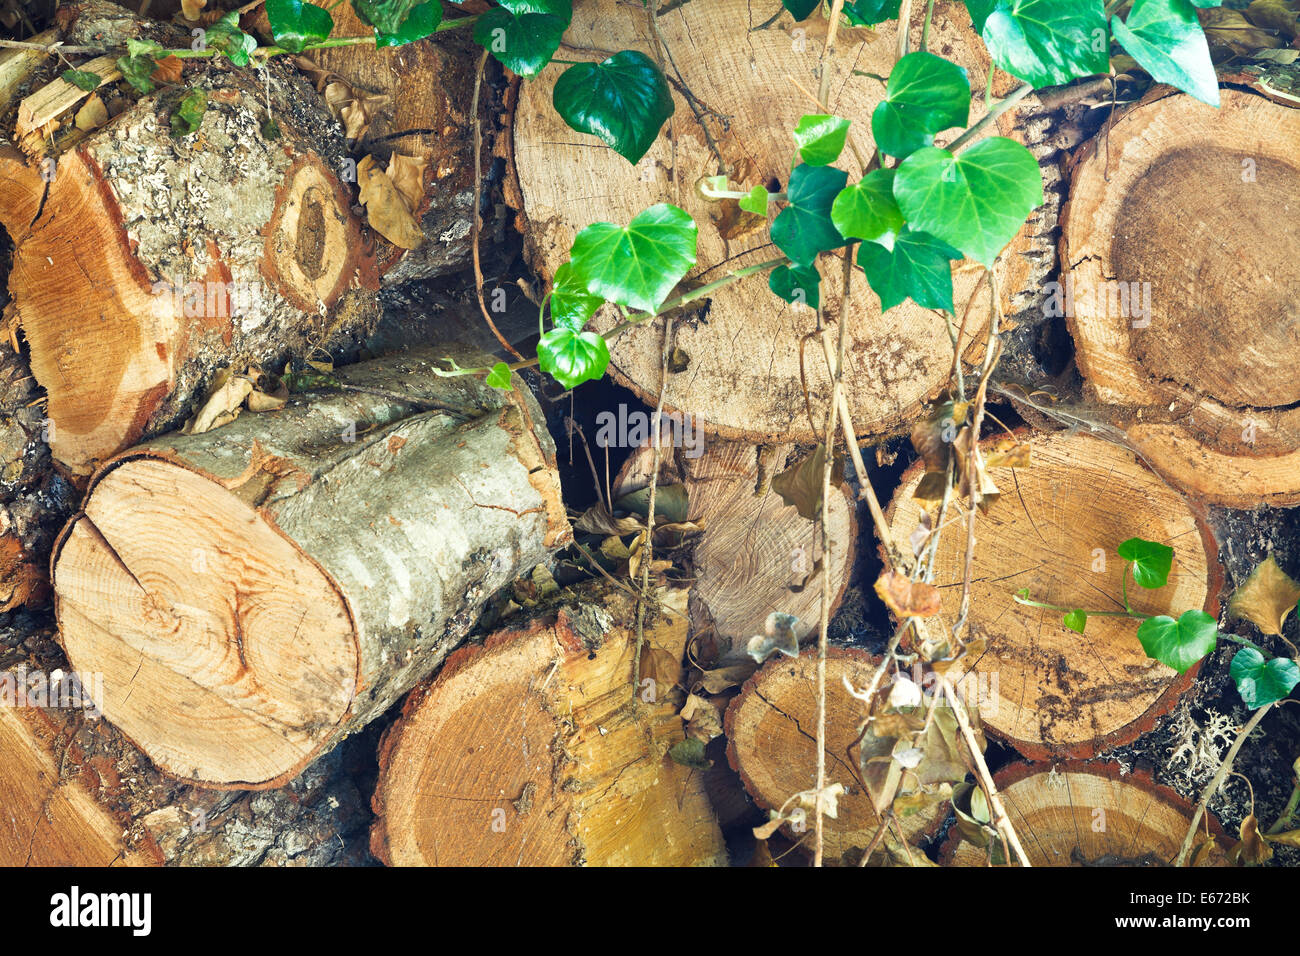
1228, 554, 1300, 636
874, 570, 942, 618
357, 154, 424, 250
74, 94, 107, 131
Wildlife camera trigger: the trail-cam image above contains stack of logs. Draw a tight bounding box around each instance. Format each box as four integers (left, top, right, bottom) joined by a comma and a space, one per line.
3, 0, 1294, 865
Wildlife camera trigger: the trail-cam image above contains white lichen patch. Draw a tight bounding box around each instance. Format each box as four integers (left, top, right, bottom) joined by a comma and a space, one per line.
1165, 700, 1236, 785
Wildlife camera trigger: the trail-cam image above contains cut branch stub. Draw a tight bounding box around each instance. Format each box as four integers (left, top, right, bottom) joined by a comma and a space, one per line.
52, 345, 571, 789
940, 761, 1231, 866
511, 0, 1021, 443
0, 60, 379, 476
370, 585, 729, 867
724, 646, 936, 863
1062, 89, 1300, 507
885, 431, 1222, 760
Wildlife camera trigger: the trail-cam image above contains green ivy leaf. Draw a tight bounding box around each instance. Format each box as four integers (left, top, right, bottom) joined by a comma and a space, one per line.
117, 57, 155, 93
893, 137, 1042, 267
170, 88, 208, 137
266, 0, 334, 53
473, 8, 567, 77
126, 38, 165, 58
781, 0, 821, 20
738, 185, 770, 217
1063, 609, 1087, 633
485, 361, 514, 391
1137, 609, 1218, 673
793, 114, 850, 166
966, 0, 1109, 87
845, 0, 903, 25
1118, 537, 1174, 589
351, 0, 421, 35
872, 51, 970, 159
499, 0, 572, 16
1111, 0, 1218, 107
537, 327, 610, 390
61, 69, 103, 92
1230, 647, 1300, 709
857, 228, 961, 312
769, 263, 821, 310
553, 52, 674, 165
568, 203, 698, 314
771, 163, 849, 268
207, 12, 259, 66
550, 262, 603, 331
374, 0, 442, 46
831, 167, 903, 242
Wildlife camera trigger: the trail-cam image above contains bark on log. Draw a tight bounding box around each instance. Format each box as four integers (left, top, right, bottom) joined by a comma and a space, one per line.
885, 430, 1222, 760
257, 4, 482, 283
51, 344, 571, 789
509, 0, 1025, 444
0, 624, 373, 866
940, 761, 1231, 866
1061, 89, 1300, 507
0, 56, 381, 476
724, 646, 935, 864
370, 584, 730, 866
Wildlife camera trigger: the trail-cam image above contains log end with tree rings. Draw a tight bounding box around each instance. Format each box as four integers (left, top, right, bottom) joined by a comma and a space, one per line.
51, 345, 571, 789
1062, 89, 1300, 507
511, 0, 1029, 443
939, 761, 1232, 866
886, 431, 1222, 760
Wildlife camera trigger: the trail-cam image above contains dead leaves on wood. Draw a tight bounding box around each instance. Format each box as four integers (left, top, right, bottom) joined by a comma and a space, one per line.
358, 154, 425, 250
771, 444, 842, 521
1228, 554, 1300, 636
182, 367, 288, 435
325, 82, 391, 142
909, 399, 1030, 512
874, 570, 941, 619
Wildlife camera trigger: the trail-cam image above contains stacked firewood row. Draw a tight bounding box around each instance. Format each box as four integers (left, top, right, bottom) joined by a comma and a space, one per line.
1, 0, 1295, 865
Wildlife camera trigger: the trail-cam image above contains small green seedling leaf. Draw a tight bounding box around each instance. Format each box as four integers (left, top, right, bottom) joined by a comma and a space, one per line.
375, 0, 442, 46
769, 263, 821, 310
207, 11, 259, 66
1229, 647, 1300, 709
738, 185, 770, 217
792, 114, 850, 166
549, 262, 603, 331
872, 51, 970, 159
568, 203, 697, 314
831, 167, 903, 242
553, 51, 675, 164
893, 137, 1042, 268
1110, 0, 1219, 106
266, 0, 334, 53
485, 362, 514, 391
1137, 609, 1218, 673
771, 163, 848, 267
857, 227, 961, 312
117, 48, 159, 94
170, 88, 208, 137
61, 69, 103, 92
473, 8, 566, 77
1063, 609, 1087, 633
1118, 537, 1174, 589
537, 327, 609, 390
351, 0, 422, 35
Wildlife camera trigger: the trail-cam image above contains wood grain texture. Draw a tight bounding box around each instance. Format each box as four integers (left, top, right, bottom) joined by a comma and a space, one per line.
940, 761, 1230, 866
885, 431, 1221, 760
1062, 89, 1300, 506
371, 586, 729, 866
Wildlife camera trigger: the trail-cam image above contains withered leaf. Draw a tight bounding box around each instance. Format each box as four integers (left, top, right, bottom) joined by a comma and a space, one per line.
150, 55, 184, 85
1227, 554, 1300, 636
699, 661, 756, 694
74, 94, 107, 132
183, 369, 252, 435
1235, 813, 1274, 865
386, 152, 428, 212
357, 154, 425, 250
771, 444, 843, 521
680, 693, 724, 741
982, 437, 1031, 469
874, 570, 942, 618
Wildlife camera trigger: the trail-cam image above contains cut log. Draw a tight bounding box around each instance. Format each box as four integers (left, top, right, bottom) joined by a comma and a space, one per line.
370, 584, 729, 866
0, 29, 56, 115
1061, 89, 1300, 507
510, 0, 1027, 443
885, 430, 1222, 760
0, 626, 374, 866
0, 57, 381, 476
724, 646, 938, 864
51, 345, 571, 789
940, 761, 1230, 866
261, 4, 482, 283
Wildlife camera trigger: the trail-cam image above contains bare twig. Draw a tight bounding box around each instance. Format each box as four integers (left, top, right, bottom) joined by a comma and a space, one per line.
1175, 703, 1272, 866
818, 0, 847, 108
